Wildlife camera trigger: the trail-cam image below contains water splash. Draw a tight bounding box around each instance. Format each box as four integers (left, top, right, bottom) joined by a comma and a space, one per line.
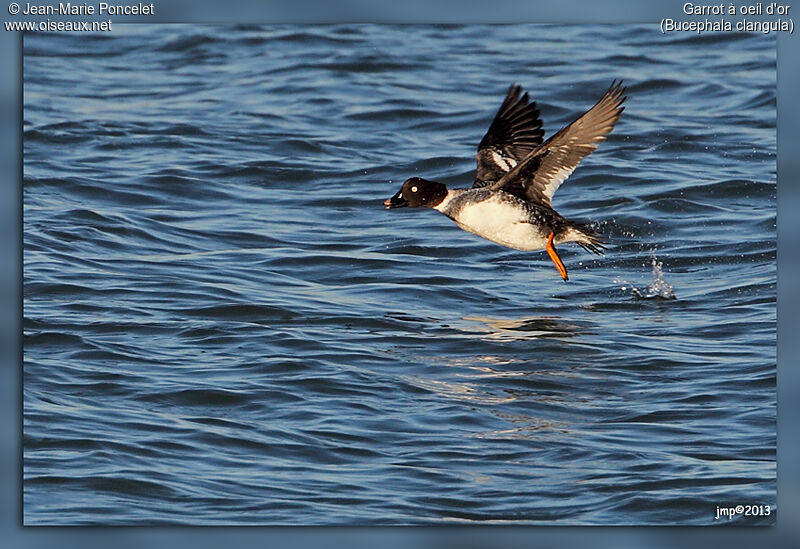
616, 258, 676, 300
635, 259, 676, 299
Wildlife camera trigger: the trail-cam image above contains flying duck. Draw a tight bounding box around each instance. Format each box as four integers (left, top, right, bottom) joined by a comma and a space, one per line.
384, 81, 626, 281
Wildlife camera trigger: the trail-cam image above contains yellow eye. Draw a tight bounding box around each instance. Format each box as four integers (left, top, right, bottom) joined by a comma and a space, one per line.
411, 186, 418, 192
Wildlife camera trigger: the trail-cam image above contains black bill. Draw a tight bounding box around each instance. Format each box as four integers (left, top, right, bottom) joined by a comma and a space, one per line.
383, 189, 408, 209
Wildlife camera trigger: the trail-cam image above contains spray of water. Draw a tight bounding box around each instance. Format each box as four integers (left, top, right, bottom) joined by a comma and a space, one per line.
615, 257, 676, 300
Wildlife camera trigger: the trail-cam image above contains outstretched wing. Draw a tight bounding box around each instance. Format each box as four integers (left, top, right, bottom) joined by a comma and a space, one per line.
473, 84, 544, 188
489, 81, 626, 207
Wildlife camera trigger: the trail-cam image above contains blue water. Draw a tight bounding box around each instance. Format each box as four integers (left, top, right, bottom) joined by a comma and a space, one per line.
23, 25, 776, 525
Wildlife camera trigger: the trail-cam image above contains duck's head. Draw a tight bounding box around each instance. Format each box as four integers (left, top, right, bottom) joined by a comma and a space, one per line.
384, 177, 447, 209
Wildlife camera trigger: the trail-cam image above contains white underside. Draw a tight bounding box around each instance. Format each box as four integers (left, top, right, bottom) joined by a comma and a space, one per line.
436, 194, 549, 251
455, 219, 549, 251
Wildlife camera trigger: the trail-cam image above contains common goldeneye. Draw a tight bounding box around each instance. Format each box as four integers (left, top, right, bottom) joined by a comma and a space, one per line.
384, 81, 626, 281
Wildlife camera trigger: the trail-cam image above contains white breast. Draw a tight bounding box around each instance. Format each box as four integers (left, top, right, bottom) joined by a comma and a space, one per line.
439, 195, 549, 251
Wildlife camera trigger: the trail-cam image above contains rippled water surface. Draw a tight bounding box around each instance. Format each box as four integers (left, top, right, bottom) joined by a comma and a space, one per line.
23, 25, 776, 524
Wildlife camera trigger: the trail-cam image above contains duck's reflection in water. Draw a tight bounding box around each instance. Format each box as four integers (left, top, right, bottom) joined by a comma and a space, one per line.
397, 315, 598, 439
460, 315, 592, 342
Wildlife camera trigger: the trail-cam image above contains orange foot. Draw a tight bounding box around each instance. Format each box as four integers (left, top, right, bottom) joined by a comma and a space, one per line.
546, 231, 568, 281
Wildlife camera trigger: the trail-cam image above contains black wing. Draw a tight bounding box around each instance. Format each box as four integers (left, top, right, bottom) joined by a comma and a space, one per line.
488, 81, 626, 207
473, 84, 544, 188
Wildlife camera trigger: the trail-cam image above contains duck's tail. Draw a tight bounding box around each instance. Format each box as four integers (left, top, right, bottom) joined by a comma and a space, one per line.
558, 222, 606, 256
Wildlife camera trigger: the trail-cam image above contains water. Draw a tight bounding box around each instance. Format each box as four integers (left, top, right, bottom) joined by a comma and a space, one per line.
23, 25, 776, 525
618, 259, 677, 300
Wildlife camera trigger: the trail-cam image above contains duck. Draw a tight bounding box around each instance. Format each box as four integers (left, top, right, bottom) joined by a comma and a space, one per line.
384, 81, 626, 281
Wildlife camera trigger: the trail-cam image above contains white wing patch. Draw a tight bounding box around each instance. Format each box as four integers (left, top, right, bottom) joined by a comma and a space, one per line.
490, 151, 518, 173
542, 163, 576, 201
491, 151, 510, 172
